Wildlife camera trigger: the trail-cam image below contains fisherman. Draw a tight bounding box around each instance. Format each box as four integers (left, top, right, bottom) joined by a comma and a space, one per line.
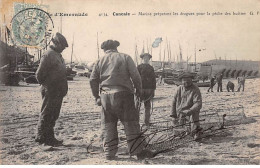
237, 74, 246, 92
90, 40, 155, 160
207, 75, 216, 92
216, 73, 223, 92
136, 53, 156, 128
35, 32, 68, 146
226, 81, 235, 92
170, 72, 202, 140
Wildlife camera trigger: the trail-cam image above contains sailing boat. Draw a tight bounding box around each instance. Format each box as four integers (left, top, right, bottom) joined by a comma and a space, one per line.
164, 43, 200, 86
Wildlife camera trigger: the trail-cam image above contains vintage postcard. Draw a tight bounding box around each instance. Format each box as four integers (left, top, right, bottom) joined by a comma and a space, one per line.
0, 0, 260, 165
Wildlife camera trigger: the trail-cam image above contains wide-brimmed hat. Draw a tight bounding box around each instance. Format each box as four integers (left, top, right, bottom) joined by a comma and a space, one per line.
140, 53, 152, 59
178, 72, 195, 79
101, 40, 120, 51
52, 32, 68, 47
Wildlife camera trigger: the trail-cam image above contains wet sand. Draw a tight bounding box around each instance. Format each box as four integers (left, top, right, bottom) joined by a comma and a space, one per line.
0, 77, 259, 165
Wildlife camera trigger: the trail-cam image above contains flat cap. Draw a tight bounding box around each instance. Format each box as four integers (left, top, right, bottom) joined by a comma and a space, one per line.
140, 53, 152, 59
101, 40, 120, 51
178, 72, 195, 79
52, 32, 68, 47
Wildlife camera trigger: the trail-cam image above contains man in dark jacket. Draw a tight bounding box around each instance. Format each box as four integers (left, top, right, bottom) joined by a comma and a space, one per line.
207, 76, 216, 92
90, 40, 155, 160
216, 73, 223, 92
136, 53, 156, 127
226, 81, 235, 92
35, 32, 68, 146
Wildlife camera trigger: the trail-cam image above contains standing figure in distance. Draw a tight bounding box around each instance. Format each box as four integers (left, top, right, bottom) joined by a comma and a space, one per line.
136, 53, 156, 128
90, 40, 155, 160
207, 75, 216, 92
216, 73, 223, 92
35, 32, 68, 146
237, 75, 246, 92
170, 72, 203, 140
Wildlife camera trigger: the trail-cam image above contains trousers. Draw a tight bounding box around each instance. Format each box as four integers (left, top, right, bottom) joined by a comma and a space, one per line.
207, 83, 214, 92
237, 82, 245, 92
186, 111, 200, 133
100, 91, 146, 157
139, 89, 154, 126
176, 111, 200, 134
36, 89, 63, 142
217, 82, 222, 92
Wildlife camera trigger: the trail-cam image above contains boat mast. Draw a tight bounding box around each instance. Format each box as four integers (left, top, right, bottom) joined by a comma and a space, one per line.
166, 37, 170, 65
162, 48, 166, 77
97, 32, 100, 59
159, 42, 162, 68
135, 44, 139, 66
146, 38, 149, 54
194, 45, 196, 72
179, 42, 183, 70
70, 34, 74, 65
60, 16, 62, 34
150, 38, 152, 56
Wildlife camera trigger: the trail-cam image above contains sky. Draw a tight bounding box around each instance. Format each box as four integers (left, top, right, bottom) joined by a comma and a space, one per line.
1, 0, 260, 63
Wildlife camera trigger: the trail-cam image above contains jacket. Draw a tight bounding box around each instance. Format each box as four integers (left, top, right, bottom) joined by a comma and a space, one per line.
171, 84, 202, 118
90, 50, 142, 99
36, 46, 68, 97
137, 64, 156, 90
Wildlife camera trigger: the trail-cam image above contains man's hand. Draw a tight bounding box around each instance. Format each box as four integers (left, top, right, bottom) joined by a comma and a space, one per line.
151, 90, 155, 98
96, 97, 101, 106
170, 114, 177, 118
180, 110, 190, 116
178, 112, 187, 126
172, 118, 179, 126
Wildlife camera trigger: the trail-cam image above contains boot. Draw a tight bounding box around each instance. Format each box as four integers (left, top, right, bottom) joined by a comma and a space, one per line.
105, 155, 118, 160
35, 137, 45, 144
45, 137, 63, 146
136, 149, 156, 160
45, 127, 63, 146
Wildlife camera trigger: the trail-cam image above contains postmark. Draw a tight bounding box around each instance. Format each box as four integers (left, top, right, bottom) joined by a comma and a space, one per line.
10, 7, 54, 49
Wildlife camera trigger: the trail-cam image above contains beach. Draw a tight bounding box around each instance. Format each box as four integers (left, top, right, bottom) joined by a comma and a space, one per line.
0, 77, 259, 165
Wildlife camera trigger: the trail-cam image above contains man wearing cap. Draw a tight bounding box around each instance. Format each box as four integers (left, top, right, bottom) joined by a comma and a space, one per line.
170, 72, 202, 140
136, 53, 156, 128
90, 40, 155, 160
35, 32, 68, 146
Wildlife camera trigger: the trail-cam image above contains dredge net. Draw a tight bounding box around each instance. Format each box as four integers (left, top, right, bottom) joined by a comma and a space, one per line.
141, 105, 253, 153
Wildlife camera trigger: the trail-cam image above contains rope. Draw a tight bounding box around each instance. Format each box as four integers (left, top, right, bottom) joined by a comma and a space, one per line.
135, 94, 153, 103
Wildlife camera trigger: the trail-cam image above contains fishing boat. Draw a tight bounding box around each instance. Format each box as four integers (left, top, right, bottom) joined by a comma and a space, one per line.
164, 78, 210, 87
0, 39, 36, 85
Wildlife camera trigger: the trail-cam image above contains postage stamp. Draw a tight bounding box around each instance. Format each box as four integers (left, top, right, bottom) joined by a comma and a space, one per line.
10, 3, 54, 49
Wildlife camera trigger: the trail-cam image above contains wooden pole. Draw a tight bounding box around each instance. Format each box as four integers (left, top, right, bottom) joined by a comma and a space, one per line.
97, 32, 100, 59
60, 16, 62, 34
135, 44, 139, 66
194, 45, 196, 72
159, 43, 162, 67
70, 34, 74, 65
